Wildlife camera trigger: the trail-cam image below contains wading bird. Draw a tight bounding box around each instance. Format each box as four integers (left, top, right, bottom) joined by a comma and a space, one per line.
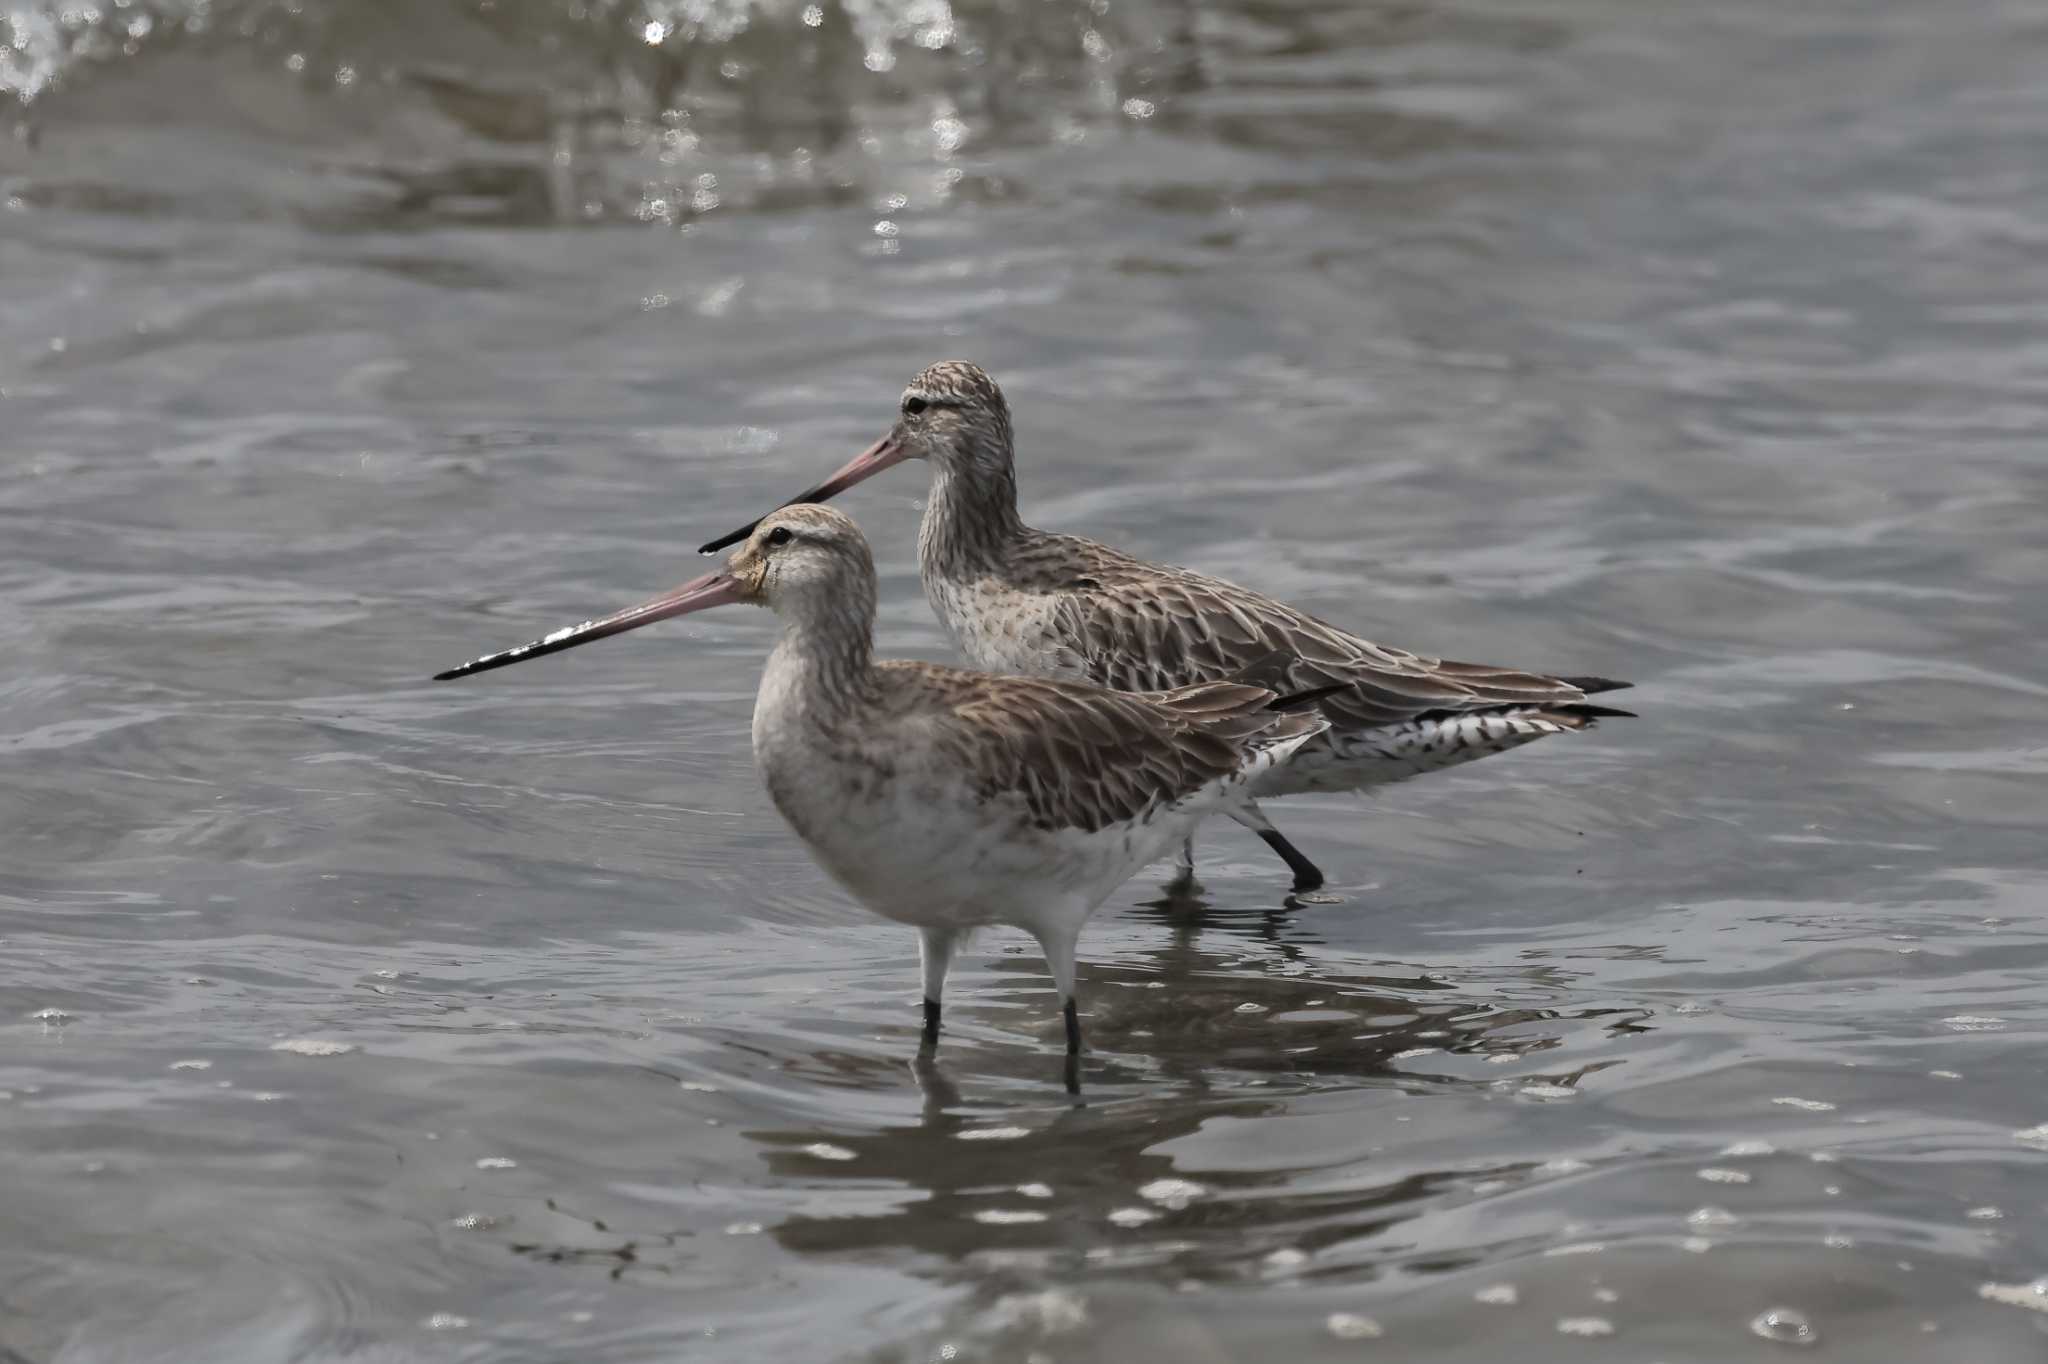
699, 362, 1633, 893
435, 505, 1328, 1091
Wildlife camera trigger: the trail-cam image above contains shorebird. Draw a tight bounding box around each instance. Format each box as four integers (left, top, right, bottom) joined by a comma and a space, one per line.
700, 362, 1632, 892
435, 505, 1329, 1090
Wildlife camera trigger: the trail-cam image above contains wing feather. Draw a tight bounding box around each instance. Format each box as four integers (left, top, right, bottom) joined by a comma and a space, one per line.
875, 662, 1314, 834
1027, 532, 1624, 729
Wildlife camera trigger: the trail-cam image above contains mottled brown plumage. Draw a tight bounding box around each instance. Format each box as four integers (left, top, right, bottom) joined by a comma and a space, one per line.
851, 665, 1322, 835
983, 529, 1621, 732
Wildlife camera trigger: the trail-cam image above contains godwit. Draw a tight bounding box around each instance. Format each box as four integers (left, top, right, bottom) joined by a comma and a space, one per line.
435, 505, 1328, 1090
700, 362, 1632, 892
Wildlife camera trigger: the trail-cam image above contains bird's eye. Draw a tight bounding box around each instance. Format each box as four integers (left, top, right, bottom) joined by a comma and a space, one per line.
766, 526, 794, 547
902, 396, 928, 416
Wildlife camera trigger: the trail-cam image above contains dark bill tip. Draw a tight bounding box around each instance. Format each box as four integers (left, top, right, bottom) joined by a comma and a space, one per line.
695, 433, 904, 555
698, 520, 761, 555
432, 570, 744, 682
431, 616, 612, 681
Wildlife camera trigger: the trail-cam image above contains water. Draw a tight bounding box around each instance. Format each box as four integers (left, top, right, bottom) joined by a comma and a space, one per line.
5, 0, 2048, 1358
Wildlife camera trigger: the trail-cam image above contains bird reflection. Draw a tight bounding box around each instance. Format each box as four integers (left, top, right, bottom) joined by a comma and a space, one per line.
499, 900, 1652, 1288
738, 902, 1650, 1271
908, 1047, 964, 1113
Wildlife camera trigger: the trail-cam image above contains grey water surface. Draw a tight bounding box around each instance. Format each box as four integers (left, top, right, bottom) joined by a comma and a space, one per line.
5, 0, 2048, 1359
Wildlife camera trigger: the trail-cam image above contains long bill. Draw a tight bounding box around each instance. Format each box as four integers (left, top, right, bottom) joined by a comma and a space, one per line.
697, 431, 906, 555
432, 570, 746, 681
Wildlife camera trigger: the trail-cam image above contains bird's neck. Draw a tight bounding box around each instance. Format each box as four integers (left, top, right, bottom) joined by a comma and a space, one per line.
759, 593, 877, 731
919, 456, 1024, 580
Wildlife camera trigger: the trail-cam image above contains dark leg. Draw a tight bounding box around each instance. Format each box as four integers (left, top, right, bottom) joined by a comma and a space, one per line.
1258, 828, 1325, 892
1227, 799, 1328, 892
1062, 997, 1082, 1094
917, 927, 955, 1054
1031, 922, 1084, 1096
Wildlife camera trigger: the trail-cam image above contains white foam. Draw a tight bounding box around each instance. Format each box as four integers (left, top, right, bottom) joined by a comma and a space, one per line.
1138, 1178, 1208, 1209
1980, 1280, 2048, 1313
1325, 1313, 1382, 1340
1557, 1316, 1613, 1337
270, 1038, 356, 1057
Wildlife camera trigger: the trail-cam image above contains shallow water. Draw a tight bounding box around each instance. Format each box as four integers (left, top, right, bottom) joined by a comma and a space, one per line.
6, 0, 2048, 1359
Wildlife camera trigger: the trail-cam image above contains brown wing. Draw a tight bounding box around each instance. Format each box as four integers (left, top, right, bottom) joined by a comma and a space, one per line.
1017, 531, 1621, 730
873, 662, 1319, 834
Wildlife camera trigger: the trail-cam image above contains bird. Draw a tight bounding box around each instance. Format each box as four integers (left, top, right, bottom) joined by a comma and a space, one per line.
698, 361, 1633, 893
434, 504, 1330, 1091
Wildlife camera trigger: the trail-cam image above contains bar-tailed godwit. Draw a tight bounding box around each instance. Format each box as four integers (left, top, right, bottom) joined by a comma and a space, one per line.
435, 505, 1329, 1090
700, 362, 1632, 892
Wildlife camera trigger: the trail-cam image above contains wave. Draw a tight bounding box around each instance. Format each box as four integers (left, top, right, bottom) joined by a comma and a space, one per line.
3, 0, 1189, 224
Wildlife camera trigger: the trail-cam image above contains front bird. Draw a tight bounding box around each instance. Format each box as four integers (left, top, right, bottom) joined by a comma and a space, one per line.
700, 362, 1633, 893
436, 505, 1327, 1091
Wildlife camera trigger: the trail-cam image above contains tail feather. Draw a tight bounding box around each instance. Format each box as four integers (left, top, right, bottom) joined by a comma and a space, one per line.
1243, 709, 1329, 774
1269, 681, 1350, 712
1563, 702, 1636, 720
1529, 702, 1636, 730
1415, 699, 1637, 728
1151, 663, 1333, 755
1559, 675, 1633, 695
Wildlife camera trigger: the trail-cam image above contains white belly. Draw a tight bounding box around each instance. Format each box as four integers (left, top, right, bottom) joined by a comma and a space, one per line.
760, 755, 1191, 932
